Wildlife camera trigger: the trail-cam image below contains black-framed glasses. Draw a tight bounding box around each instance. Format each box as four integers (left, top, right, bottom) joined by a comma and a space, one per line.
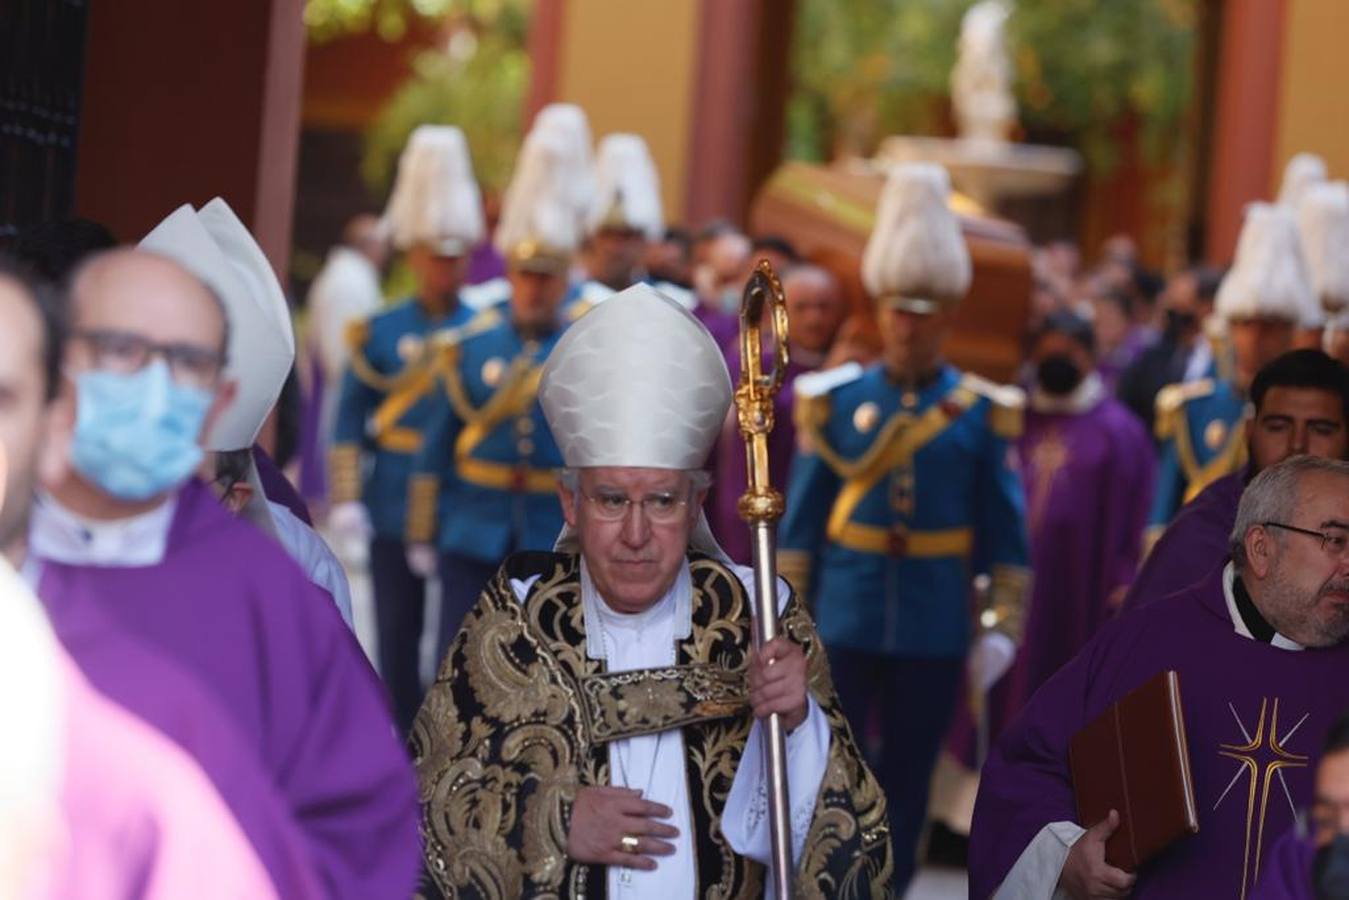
1262, 521, 1349, 557
73, 328, 225, 390
581, 489, 691, 524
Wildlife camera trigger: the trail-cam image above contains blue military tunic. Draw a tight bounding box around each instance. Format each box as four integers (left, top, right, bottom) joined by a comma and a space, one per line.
779, 363, 1030, 658
330, 298, 476, 540
405, 306, 578, 563
1146, 375, 1249, 546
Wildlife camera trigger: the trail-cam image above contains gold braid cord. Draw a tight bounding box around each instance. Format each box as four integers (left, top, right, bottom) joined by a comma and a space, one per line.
328, 444, 362, 504
411, 553, 895, 899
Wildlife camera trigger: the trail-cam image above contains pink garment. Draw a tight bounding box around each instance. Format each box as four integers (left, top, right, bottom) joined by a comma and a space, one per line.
32, 653, 316, 900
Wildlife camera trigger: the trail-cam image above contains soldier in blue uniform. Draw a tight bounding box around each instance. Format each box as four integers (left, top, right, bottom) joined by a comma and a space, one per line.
403, 106, 594, 667
328, 125, 486, 733
1148, 202, 1312, 547
778, 163, 1030, 894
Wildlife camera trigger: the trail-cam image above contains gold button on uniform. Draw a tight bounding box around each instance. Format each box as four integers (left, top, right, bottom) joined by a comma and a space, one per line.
853, 401, 880, 434
1204, 419, 1227, 451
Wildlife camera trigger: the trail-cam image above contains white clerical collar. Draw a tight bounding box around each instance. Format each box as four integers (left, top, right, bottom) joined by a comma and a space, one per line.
29, 491, 176, 568
581, 557, 693, 661
1029, 371, 1105, 415
1221, 562, 1304, 650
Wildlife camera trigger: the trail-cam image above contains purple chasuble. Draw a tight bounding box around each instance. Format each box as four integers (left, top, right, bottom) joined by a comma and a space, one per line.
1123, 469, 1247, 612
296, 351, 328, 504
948, 393, 1154, 765
709, 353, 811, 565
970, 568, 1349, 899
252, 443, 313, 525
693, 302, 738, 351
1007, 395, 1154, 711
37, 480, 420, 899
1251, 828, 1318, 899
465, 238, 506, 285
42, 590, 321, 897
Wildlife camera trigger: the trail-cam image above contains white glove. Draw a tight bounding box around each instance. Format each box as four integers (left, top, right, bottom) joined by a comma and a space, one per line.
968, 630, 1016, 694
406, 543, 438, 579
328, 501, 372, 565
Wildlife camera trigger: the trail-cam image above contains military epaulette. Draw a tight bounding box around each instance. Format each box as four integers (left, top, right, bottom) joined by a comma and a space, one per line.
794, 362, 864, 399
792, 363, 864, 461
960, 373, 1025, 439
460, 277, 511, 312
651, 280, 697, 312
1154, 378, 1215, 440
428, 306, 503, 354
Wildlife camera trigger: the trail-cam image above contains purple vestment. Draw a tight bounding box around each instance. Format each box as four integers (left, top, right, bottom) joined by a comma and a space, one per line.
1123, 469, 1247, 612
252, 443, 313, 525
1251, 828, 1318, 899
38, 480, 419, 899
40, 591, 321, 896
1006, 395, 1154, 711
709, 353, 810, 565
948, 393, 1154, 765
693, 302, 738, 351
970, 567, 1349, 899
466, 239, 506, 285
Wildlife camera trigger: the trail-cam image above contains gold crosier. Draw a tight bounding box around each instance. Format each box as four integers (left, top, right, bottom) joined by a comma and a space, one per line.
734, 259, 795, 899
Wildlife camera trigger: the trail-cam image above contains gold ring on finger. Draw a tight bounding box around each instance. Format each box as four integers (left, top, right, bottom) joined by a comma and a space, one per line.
620, 834, 640, 854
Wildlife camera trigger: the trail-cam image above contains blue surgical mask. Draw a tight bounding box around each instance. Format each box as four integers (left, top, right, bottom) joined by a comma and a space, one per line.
69, 360, 214, 501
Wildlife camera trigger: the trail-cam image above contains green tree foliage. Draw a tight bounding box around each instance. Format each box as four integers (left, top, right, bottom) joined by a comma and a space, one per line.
788, 0, 1196, 174
361, 29, 529, 197
303, 0, 532, 198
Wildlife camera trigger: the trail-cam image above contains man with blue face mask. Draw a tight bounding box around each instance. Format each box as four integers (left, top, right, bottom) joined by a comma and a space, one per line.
28, 247, 422, 899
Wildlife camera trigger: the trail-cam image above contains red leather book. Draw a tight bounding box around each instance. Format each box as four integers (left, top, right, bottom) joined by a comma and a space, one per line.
1069, 669, 1200, 871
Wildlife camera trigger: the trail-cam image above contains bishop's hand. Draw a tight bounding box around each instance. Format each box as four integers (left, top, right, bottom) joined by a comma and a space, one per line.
566, 786, 678, 870
1058, 810, 1137, 899
747, 636, 809, 733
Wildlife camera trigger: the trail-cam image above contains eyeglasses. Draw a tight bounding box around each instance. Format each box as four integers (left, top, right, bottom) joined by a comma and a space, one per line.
580, 489, 691, 524
73, 328, 225, 390
1262, 521, 1349, 557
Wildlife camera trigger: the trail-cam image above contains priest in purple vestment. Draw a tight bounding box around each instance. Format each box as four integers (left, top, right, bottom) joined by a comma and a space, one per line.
970, 455, 1349, 899
709, 264, 846, 564
1124, 349, 1349, 611
0, 254, 323, 897
29, 248, 420, 898
1005, 311, 1154, 718
1252, 712, 1349, 899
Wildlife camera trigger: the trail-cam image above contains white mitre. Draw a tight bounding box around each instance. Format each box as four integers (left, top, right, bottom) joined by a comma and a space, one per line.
141, 198, 296, 452
494, 109, 593, 273
383, 125, 484, 255
1215, 202, 1315, 325
1277, 152, 1328, 210
539, 283, 732, 558
1297, 181, 1349, 316
861, 163, 972, 313
588, 133, 664, 240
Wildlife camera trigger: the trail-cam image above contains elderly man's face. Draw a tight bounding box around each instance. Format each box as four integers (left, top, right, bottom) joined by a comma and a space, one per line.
559, 467, 706, 614
1255, 470, 1349, 647
1248, 387, 1348, 472
0, 279, 64, 563
783, 271, 845, 356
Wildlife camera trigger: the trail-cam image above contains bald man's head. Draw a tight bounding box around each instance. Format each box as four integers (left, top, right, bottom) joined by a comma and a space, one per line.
783, 264, 845, 356
69, 249, 228, 360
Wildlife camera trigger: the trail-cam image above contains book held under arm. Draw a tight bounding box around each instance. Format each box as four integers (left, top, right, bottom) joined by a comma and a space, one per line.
1069, 669, 1199, 871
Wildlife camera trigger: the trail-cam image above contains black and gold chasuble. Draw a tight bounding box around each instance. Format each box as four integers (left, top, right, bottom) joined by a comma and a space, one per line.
411, 551, 894, 898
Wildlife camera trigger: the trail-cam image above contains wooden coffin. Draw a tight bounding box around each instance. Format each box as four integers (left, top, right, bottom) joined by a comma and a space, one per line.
750, 160, 1032, 383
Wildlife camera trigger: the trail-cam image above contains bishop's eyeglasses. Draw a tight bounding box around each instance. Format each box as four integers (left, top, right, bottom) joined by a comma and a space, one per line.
73, 328, 225, 390
581, 489, 691, 524
1262, 521, 1349, 558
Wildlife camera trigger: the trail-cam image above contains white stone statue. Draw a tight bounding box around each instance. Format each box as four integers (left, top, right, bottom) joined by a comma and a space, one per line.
951, 0, 1017, 144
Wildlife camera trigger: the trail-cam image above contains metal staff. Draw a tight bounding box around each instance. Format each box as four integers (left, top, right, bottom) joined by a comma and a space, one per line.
735, 259, 794, 899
